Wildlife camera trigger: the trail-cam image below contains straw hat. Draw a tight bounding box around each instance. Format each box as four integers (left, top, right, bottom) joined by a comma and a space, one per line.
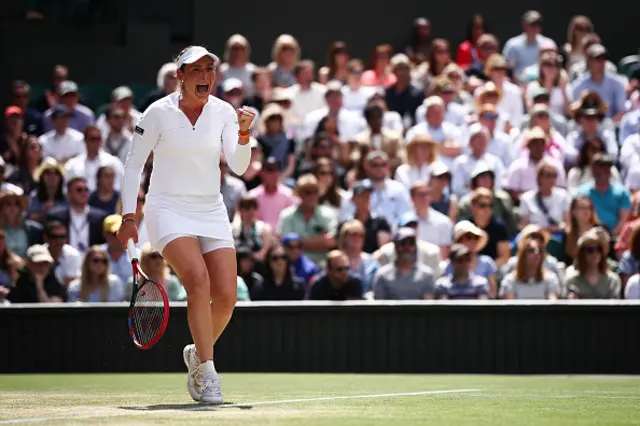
34, 157, 65, 182
569, 90, 608, 119
0, 190, 28, 211
453, 220, 488, 253
577, 227, 609, 257
475, 82, 503, 109
523, 126, 549, 147
517, 224, 550, 251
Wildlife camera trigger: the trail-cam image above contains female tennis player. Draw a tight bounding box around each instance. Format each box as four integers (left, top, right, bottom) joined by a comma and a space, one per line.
117, 45, 255, 404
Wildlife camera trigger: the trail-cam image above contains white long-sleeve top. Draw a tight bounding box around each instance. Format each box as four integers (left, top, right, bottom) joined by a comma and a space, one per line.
122, 93, 251, 214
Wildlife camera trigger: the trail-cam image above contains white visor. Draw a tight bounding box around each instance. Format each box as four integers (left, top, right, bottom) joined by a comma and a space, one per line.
176, 46, 220, 68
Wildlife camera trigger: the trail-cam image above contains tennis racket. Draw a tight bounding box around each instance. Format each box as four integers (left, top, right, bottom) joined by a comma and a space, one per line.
127, 239, 170, 350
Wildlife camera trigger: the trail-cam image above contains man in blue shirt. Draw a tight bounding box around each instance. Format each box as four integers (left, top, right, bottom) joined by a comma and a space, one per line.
571, 44, 627, 122
282, 233, 320, 288
434, 244, 489, 300
576, 154, 631, 236
502, 11, 554, 80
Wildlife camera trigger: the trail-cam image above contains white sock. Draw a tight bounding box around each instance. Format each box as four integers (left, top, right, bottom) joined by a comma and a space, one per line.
201, 360, 216, 374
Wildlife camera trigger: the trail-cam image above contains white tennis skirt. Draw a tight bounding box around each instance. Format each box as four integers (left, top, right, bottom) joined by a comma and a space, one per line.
144, 193, 233, 250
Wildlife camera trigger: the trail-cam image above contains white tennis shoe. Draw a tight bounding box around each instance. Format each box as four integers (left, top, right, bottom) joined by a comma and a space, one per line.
182, 344, 202, 401
200, 372, 223, 405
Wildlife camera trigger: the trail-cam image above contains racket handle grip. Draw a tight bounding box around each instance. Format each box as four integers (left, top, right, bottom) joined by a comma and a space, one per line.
127, 239, 138, 261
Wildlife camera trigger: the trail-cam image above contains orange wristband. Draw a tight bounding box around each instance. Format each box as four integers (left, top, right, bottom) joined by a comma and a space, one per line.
238, 129, 251, 137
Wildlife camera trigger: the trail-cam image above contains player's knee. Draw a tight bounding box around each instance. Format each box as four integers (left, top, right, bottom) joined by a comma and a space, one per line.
180, 266, 210, 297
213, 284, 237, 310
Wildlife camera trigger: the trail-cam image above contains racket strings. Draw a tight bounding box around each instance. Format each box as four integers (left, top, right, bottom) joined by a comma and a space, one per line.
131, 277, 166, 346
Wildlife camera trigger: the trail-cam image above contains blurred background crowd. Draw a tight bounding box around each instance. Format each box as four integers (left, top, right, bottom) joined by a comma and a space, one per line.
2, 7, 640, 305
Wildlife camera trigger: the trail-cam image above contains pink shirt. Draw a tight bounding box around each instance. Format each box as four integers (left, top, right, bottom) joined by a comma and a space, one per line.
360, 70, 397, 88
248, 184, 297, 229
503, 155, 567, 193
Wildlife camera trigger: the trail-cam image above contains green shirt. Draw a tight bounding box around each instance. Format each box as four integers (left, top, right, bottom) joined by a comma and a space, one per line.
565, 271, 621, 299
277, 205, 338, 264
126, 274, 187, 301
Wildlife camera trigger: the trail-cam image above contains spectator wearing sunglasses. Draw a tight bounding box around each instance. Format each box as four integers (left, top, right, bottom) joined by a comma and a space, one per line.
67, 245, 124, 302
7, 244, 66, 303
307, 250, 363, 300
500, 232, 560, 299
250, 243, 305, 301
520, 88, 569, 137
434, 244, 489, 300
465, 188, 511, 266
42, 220, 81, 286
564, 228, 621, 299
124, 244, 187, 302
372, 227, 435, 300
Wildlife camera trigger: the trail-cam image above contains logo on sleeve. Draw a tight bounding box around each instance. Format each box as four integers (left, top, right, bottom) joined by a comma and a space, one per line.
135, 126, 145, 135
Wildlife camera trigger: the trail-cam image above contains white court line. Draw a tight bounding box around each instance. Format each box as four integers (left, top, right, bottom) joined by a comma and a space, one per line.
0, 388, 480, 424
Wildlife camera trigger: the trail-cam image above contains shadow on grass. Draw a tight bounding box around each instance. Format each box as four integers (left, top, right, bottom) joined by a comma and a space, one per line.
118, 402, 253, 411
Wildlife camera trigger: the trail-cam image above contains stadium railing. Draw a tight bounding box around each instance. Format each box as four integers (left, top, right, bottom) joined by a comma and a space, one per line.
2, 301, 639, 375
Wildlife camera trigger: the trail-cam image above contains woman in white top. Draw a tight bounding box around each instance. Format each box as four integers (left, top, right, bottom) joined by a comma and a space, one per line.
519, 159, 570, 233
117, 46, 255, 405
525, 52, 571, 116
394, 132, 441, 188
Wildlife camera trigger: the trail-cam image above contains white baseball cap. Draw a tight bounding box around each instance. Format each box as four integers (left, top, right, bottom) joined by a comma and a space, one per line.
176, 46, 220, 68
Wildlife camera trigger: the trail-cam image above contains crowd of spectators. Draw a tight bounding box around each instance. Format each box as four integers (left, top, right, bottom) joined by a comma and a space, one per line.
2, 11, 640, 305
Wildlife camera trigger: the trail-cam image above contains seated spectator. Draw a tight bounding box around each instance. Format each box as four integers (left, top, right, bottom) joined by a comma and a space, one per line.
277, 174, 337, 265
367, 91, 404, 134
503, 10, 555, 79
566, 93, 619, 162
220, 34, 257, 96
435, 244, 490, 300
410, 181, 453, 258
64, 125, 124, 192
125, 244, 187, 301
9, 80, 43, 136
504, 127, 567, 203
442, 63, 475, 108
618, 225, 640, 289
319, 41, 351, 85
500, 234, 561, 299
563, 16, 595, 70
520, 88, 569, 137
7, 244, 66, 303
458, 162, 517, 237
1, 105, 23, 176
34, 65, 68, 114
354, 103, 405, 173
219, 156, 247, 221
288, 60, 327, 123
345, 151, 411, 227
502, 225, 564, 284
96, 86, 141, 141
100, 214, 132, 287
47, 176, 108, 253
361, 44, 397, 88
281, 233, 320, 287
27, 158, 67, 224
442, 221, 498, 297
307, 250, 363, 300
517, 104, 575, 166
567, 136, 621, 191
88, 166, 120, 215
0, 190, 43, 258
463, 188, 511, 266
571, 44, 626, 122
565, 228, 621, 299
406, 96, 463, 168
250, 243, 305, 301
456, 14, 487, 70
140, 62, 178, 112
418, 77, 469, 128
43, 220, 81, 286
42, 81, 95, 134
231, 194, 273, 263
0, 229, 24, 289
236, 246, 264, 292
256, 104, 296, 181
314, 158, 349, 218
620, 106, 640, 144
428, 163, 457, 222
338, 179, 392, 253
248, 157, 296, 230
483, 54, 525, 128
101, 106, 133, 165
7, 136, 42, 195
268, 34, 300, 88
525, 51, 571, 116
237, 276, 251, 301
472, 82, 512, 135
518, 159, 570, 233
37, 105, 84, 164
546, 195, 599, 266
567, 34, 617, 82
466, 34, 499, 82
67, 245, 124, 302
372, 227, 434, 300
341, 59, 376, 112
576, 154, 631, 236
451, 123, 505, 198
338, 220, 378, 294
394, 132, 442, 189
373, 212, 441, 275
385, 54, 424, 128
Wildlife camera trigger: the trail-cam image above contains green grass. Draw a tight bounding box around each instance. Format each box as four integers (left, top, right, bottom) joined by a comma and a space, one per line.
0, 374, 639, 425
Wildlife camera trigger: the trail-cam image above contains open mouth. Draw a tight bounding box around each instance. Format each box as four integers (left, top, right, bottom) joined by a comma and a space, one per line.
196, 84, 209, 95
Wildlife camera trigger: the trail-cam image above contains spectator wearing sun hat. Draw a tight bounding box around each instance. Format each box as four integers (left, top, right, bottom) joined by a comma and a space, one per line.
100, 214, 134, 286
7, 244, 67, 303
